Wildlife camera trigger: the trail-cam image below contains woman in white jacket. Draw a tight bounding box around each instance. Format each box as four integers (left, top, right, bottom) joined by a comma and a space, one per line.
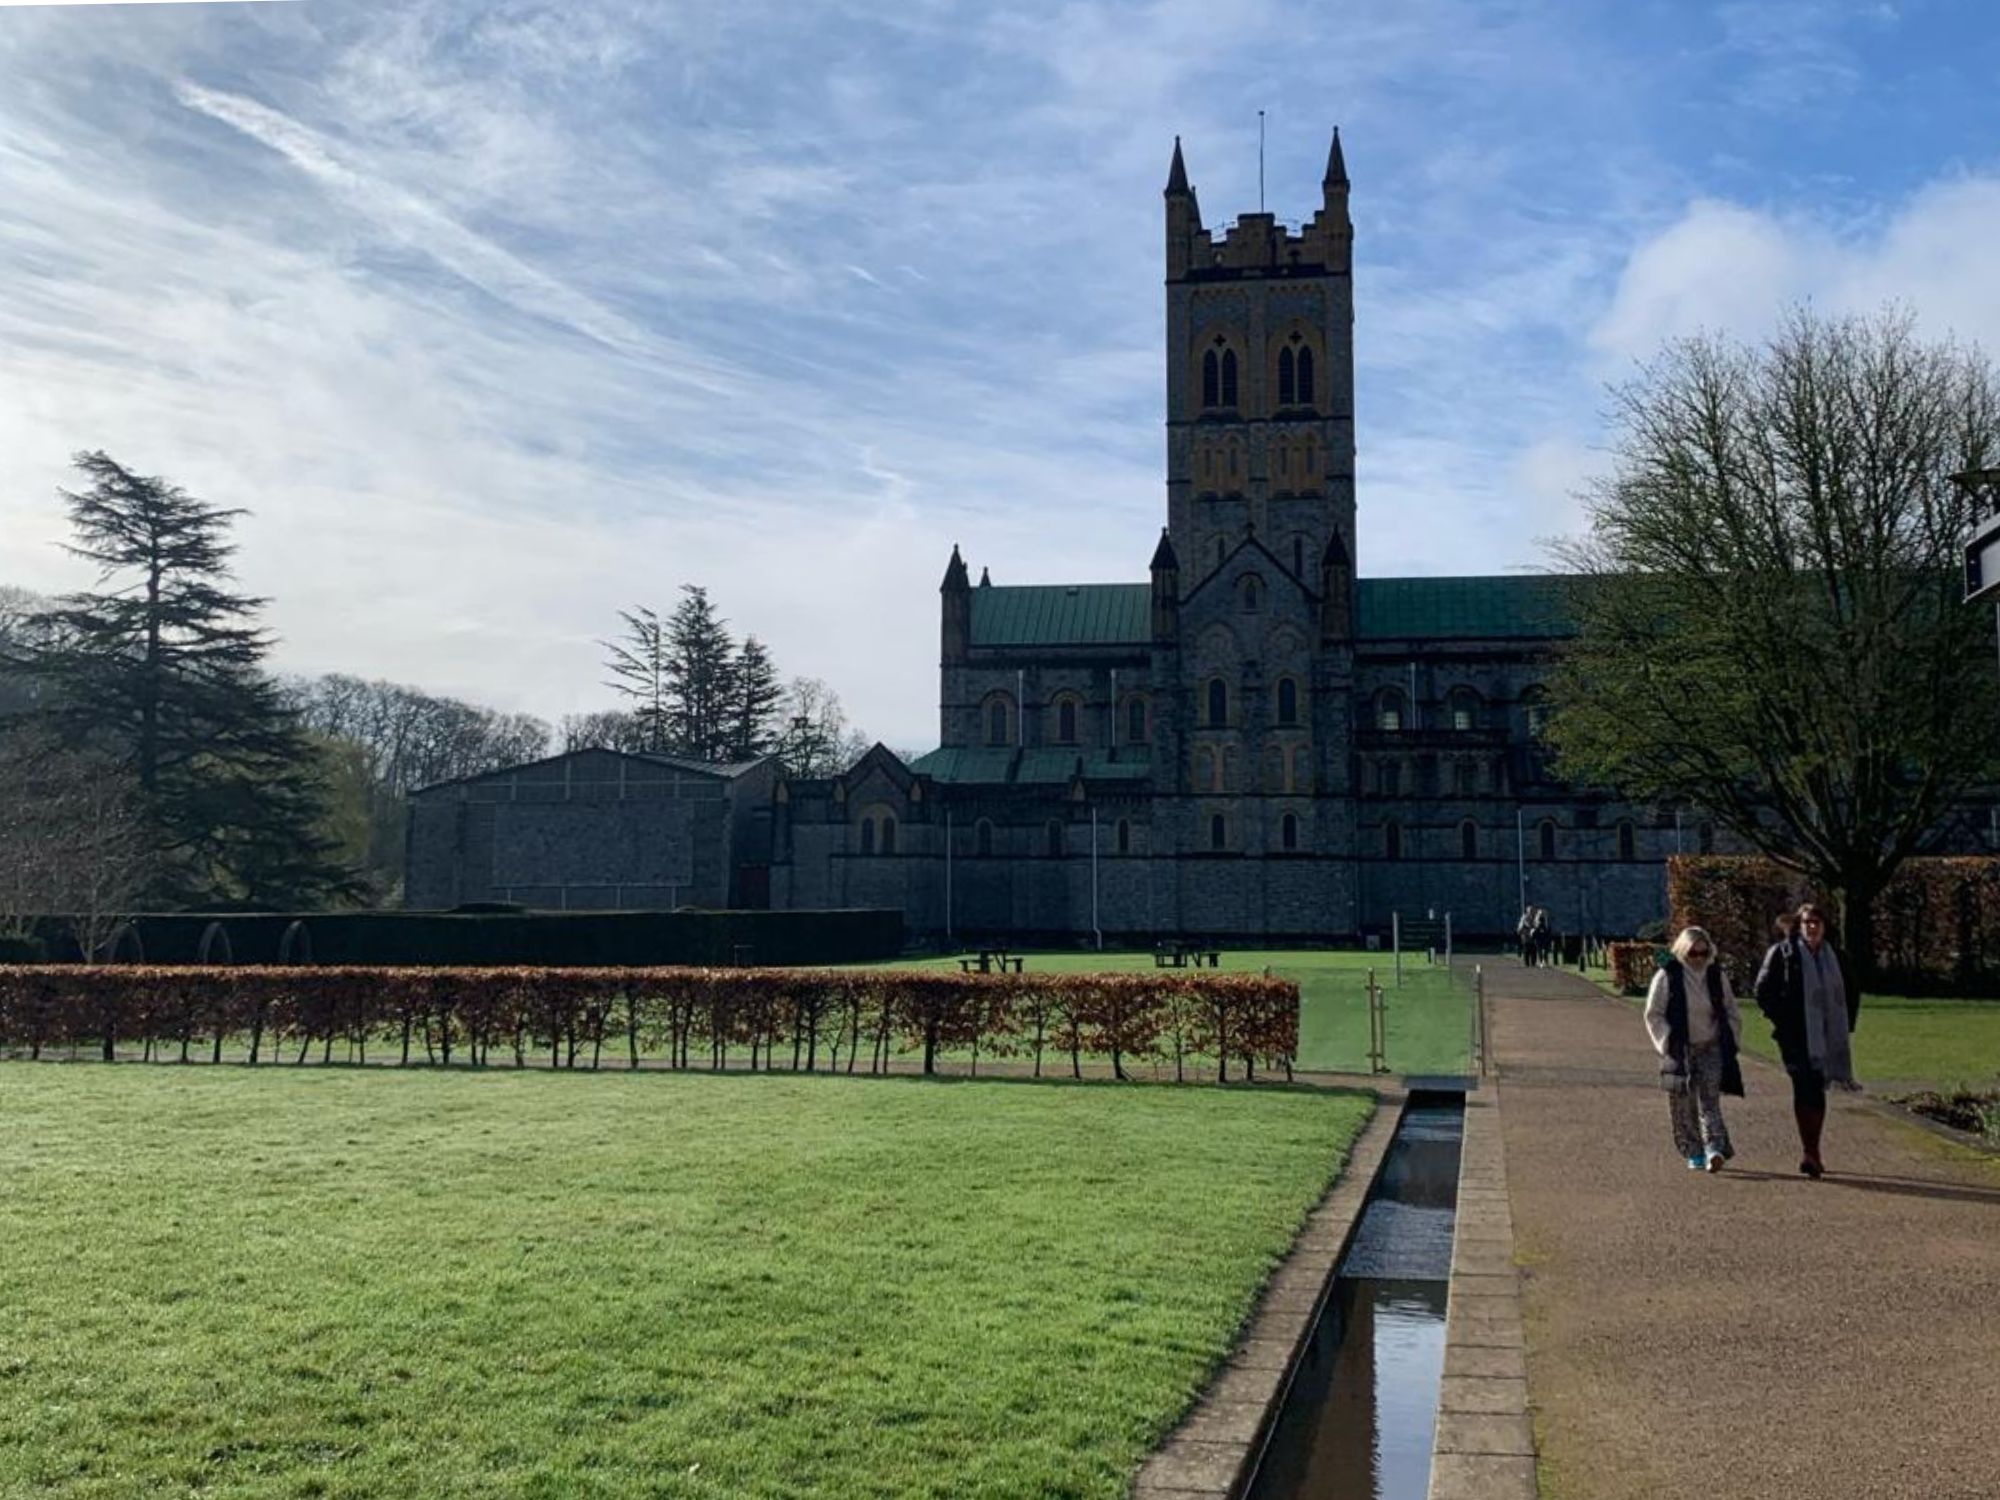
1644, 926, 1745, 1172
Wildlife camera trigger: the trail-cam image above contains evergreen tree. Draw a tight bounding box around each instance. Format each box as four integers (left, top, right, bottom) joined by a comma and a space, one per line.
600, 607, 671, 753
663, 584, 737, 761
25, 451, 357, 909
727, 636, 784, 761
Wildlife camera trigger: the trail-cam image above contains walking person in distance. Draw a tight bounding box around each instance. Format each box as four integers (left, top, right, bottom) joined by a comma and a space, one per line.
1754, 903, 1861, 1179
1644, 926, 1744, 1171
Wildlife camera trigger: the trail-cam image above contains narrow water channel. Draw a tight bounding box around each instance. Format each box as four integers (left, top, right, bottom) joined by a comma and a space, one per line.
1247, 1096, 1465, 1500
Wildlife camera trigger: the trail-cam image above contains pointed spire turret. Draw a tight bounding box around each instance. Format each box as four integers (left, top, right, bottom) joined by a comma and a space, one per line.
940, 543, 969, 591
1166, 135, 1189, 196
1322, 126, 1348, 188
1149, 526, 1179, 573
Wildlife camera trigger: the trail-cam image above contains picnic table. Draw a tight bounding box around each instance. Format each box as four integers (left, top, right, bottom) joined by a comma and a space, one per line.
1153, 940, 1222, 969
958, 950, 1025, 974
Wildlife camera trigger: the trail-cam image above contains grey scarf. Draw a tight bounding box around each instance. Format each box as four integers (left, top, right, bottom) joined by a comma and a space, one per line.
1800, 941, 1853, 1083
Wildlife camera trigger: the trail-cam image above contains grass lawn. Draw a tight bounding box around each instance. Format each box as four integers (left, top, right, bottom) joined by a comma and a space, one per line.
0, 1066, 1371, 1499
1731, 993, 2000, 1088
842, 949, 1478, 1076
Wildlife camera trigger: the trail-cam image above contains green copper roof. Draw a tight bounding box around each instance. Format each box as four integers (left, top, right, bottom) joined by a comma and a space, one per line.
960, 574, 1573, 646
908, 746, 1153, 785
969, 584, 1151, 647
1357, 576, 1572, 640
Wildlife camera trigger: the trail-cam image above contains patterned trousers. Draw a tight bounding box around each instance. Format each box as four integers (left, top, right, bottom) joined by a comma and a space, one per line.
1669, 1041, 1733, 1159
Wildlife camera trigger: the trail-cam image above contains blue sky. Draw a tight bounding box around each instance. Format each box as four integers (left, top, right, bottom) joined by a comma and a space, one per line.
2, 0, 1997, 750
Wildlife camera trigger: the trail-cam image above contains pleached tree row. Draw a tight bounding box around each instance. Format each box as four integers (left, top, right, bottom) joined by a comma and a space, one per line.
0, 966, 1301, 1082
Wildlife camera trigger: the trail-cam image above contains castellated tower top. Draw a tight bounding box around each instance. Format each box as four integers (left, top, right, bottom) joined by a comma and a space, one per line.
1165, 129, 1351, 284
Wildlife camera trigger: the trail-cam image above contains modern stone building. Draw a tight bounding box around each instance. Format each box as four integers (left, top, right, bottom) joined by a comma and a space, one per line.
769, 135, 1676, 942
406, 750, 776, 911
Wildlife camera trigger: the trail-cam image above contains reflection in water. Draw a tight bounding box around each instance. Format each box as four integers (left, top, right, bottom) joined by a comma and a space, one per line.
1248, 1099, 1463, 1500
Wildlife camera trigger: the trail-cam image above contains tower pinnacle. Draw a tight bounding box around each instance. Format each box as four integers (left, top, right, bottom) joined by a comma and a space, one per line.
1166, 136, 1189, 196
1322, 127, 1348, 188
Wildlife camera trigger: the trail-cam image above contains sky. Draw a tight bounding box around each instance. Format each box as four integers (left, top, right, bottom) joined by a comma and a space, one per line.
2, 0, 1998, 751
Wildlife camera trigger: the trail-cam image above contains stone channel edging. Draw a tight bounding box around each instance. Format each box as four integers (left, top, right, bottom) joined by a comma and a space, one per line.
1427, 1086, 1537, 1499
1130, 1087, 1405, 1499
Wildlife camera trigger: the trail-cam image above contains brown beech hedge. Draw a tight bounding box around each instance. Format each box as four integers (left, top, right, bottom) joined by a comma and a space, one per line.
0, 966, 1300, 1082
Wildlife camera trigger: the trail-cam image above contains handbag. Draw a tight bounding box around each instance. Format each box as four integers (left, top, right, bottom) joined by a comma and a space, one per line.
1659, 1051, 1689, 1095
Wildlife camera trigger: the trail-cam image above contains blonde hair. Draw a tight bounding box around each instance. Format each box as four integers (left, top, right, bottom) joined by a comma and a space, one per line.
1670, 926, 1716, 964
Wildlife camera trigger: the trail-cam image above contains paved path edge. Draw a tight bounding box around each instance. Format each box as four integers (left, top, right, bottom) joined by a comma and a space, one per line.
1428, 1083, 1537, 1500
1131, 1087, 1402, 1499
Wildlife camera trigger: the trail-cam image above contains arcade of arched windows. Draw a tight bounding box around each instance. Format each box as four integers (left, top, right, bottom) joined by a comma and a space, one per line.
1269, 326, 1325, 413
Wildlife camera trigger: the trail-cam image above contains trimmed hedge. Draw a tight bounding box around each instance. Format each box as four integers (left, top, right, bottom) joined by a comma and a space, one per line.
1607, 941, 1659, 996
1667, 855, 2000, 993
0, 965, 1300, 1083
28, 908, 905, 969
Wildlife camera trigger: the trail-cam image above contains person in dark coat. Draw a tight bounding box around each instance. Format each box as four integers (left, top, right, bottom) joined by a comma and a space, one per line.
1644, 925, 1745, 1171
1754, 902, 1861, 1179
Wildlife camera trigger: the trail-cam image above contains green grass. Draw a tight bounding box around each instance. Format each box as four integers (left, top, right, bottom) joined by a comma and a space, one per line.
0, 1066, 1372, 1499
1732, 993, 2000, 1087
842, 949, 1478, 1076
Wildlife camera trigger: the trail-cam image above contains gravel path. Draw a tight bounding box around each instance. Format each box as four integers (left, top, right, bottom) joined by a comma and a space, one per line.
1487, 961, 2000, 1500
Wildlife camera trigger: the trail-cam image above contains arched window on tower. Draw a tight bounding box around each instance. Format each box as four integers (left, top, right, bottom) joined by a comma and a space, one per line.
1116, 818, 1131, 855
1384, 821, 1403, 861
985, 695, 1014, 746
1460, 819, 1478, 860
1617, 820, 1636, 861
1276, 677, 1299, 726
1278, 345, 1297, 406
1055, 697, 1077, 745
1281, 813, 1299, 852
1240, 575, 1262, 613
1210, 813, 1228, 851
1206, 678, 1229, 727
1538, 819, 1558, 862
1202, 348, 1219, 408
1297, 345, 1315, 405
1220, 348, 1238, 407
1375, 687, 1408, 733
1447, 687, 1481, 732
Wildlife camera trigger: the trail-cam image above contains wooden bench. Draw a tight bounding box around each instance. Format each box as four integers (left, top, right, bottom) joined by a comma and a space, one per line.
959, 951, 1025, 975
1154, 942, 1222, 969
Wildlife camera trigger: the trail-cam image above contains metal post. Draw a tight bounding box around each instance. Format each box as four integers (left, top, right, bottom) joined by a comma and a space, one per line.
1392, 911, 1402, 987
1445, 912, 1453, 972
1471, 964, 1486, 1075
944, 809, 953, 941
1516, 807, 1527, 916
1366, 967, 1384, 1075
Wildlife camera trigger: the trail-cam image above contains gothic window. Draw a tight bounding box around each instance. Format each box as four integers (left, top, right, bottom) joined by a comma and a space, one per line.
1206, 678, 1229, 727
1054, 697, 1078, 745
1538, 819, 1558, 862
1202, 348, 1220, 408
1447, 687, 1481, 731
1276, 677, 1299, 725
881, 816, 896, 855
1240, 575, 1262, 612
1126, 697, 1148, 744
1046, 819, 1064, 857
1384, 821, 1403, 860
1194, 744, 1219, 792
1227, 443, 1239, 478
1521, 685, 1551, 737
1297, 346, 1315, 405
1117, 818, 1131, 855
975, 819, 993, 857
1210, 813, 1227, 850
1220, 347, 1238, 407
1278, 345, 1297, 406
1460, 819, 1478, 860
1617, 820, 1636, 861
1375, 687, 1407, 733
985, 694, 1014, 746
859, 818, 875, 856
1281, 813, 1299, 851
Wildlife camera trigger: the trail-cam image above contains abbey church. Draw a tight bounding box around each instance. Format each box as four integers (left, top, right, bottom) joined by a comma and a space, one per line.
765, 133, 1671, 941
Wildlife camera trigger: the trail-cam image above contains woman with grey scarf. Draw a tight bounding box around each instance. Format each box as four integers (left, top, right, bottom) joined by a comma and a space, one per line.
1754, 903, 1862, 1178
